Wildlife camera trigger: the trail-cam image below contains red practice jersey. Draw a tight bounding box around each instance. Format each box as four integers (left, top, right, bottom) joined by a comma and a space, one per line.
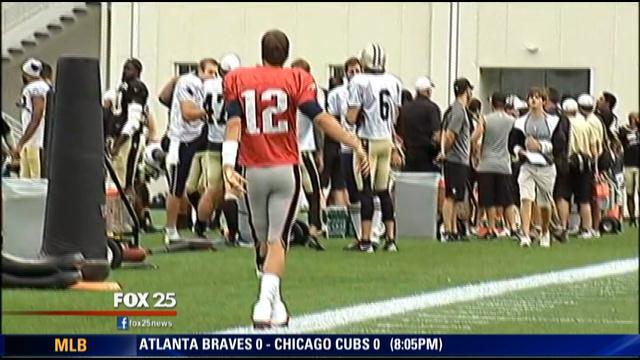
223, 66, 317, 167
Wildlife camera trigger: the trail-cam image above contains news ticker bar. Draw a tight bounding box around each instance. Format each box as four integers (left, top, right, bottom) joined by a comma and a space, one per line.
1, 335, 639, 357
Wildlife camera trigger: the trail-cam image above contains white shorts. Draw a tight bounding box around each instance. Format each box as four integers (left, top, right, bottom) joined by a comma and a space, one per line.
518, 164, 557, 207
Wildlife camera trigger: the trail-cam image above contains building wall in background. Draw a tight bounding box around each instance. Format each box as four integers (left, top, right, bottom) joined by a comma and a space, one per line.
108, 2, 435, 131
459, 2, 638, 120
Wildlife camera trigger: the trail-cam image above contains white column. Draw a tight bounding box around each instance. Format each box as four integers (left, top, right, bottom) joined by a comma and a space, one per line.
99, 2, 109, 91
448, 2, 461, 105
108, 2, 132, 88
131, 1, 140, 58
429, 2, 453, 108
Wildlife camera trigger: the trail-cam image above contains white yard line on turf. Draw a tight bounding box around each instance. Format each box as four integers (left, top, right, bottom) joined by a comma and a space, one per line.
215, 258, 638, 334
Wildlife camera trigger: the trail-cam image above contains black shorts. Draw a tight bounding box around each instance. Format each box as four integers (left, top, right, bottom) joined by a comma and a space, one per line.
321, 141, 346, 191
166, 137, 207, 197
553, 172, 572, 201
477, 172, 514, 208
444, 162, 469, 202
511, 161, 521, 207
404, 148, 440, 173
555, 168, 593, 204
341, 152, 359, 202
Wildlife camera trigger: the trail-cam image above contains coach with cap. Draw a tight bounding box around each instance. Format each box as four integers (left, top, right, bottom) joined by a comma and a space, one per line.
397, 76, 441, 172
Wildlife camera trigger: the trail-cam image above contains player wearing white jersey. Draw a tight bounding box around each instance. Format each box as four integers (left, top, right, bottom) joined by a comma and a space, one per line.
292, 59, 325, 251
193, 53, 242, 242
346, 43, 403, 253
164, 58, 217, 243
13, 58, 50, 179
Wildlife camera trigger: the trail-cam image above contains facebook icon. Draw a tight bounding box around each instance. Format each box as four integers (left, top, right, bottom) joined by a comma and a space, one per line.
117, 316, 129, 330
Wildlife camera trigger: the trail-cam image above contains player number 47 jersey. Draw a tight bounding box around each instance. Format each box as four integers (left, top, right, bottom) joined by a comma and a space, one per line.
203, 77, 226, 143
223, 66, 318, 167
348, 73, 402, 140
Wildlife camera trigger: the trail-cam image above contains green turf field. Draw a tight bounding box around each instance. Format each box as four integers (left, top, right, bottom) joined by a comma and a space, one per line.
328, 273, 638, 334
2, 222, 638, 334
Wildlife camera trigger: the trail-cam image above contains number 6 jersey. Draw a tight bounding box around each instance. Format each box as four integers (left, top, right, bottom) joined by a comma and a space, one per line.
348, 72, 402, 140
223, 66, 318, 167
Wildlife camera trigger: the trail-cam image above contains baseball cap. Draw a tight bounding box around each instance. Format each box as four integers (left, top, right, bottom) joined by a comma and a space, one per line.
507, 95, 528, 110
453, 77, 473, 95
220, 53, 241, 73
415, 76, 434, 91
562, 98, 579, 113
577, 94, 594, 108
22, 58, 42, 77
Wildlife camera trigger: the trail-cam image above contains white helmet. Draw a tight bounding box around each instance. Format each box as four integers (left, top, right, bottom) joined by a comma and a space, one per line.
360, 43, 386, 72
220, 53, 241, 75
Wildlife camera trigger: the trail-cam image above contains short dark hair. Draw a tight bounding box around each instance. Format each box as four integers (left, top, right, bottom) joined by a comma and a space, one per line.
527, 87, 548, 102
291, 58, 311, 73
125, 58, 143, 74
603, 91, 617, 110
401, 89, 413, 106
546, 87, 560, 104
453, 77, 473, 96
40, 62, 53, 80
490, 92, 506, 108
261, 30, 289, 66
199, 58, 219, 71
344, 57, 361, 72
468, 98, 482, 113
329, 76, 343, 90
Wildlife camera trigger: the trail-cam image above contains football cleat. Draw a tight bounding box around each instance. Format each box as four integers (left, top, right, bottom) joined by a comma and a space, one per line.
271, 300, 290, 328
540, 232, 551, 248
383, 240, 398, 252
252, 299, 272, 329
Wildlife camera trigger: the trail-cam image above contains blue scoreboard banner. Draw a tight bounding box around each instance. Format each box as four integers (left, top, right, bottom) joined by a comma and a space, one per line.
2, 334, 640, 357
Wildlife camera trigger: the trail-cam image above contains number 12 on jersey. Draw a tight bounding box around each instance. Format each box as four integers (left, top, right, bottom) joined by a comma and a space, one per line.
241, 89, 289, 134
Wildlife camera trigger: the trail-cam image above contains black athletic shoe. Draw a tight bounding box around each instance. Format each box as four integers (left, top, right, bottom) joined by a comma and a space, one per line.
480, 231, 497, 240
141, 212, 160, 233
359, 241, 374, 253
552, 228, 569, 243
305, 235, 326, 251
193, 220, 208, 239
382, 240, 398, 252
453, 232, 470, 242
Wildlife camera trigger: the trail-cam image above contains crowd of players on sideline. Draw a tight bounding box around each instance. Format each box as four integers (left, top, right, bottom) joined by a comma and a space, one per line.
2, 46, 639, 252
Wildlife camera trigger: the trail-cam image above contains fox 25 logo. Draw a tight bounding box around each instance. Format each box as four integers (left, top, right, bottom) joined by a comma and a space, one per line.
113, 292, 176, 308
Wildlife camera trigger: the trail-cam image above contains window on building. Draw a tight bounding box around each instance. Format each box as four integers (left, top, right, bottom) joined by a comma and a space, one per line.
480, 68, 591, 100
328, 64, 345, 83
175, 62, 198, 76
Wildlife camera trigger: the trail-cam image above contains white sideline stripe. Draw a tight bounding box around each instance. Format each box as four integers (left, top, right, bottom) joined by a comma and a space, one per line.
215, 258, 638, 334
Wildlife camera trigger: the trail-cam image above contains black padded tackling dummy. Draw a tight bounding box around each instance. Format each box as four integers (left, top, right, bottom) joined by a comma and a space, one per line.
41, 57, 107, 260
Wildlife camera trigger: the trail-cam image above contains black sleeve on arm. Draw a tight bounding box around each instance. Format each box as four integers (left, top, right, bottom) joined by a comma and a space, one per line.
551, 117, 569, 160
0, 116, 10, 137
225, 100, 243, 118
299, 101, 323, 121
509, 127, 525, 157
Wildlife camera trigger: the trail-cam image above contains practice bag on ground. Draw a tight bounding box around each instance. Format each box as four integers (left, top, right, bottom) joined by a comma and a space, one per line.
41, 57, 107, 260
